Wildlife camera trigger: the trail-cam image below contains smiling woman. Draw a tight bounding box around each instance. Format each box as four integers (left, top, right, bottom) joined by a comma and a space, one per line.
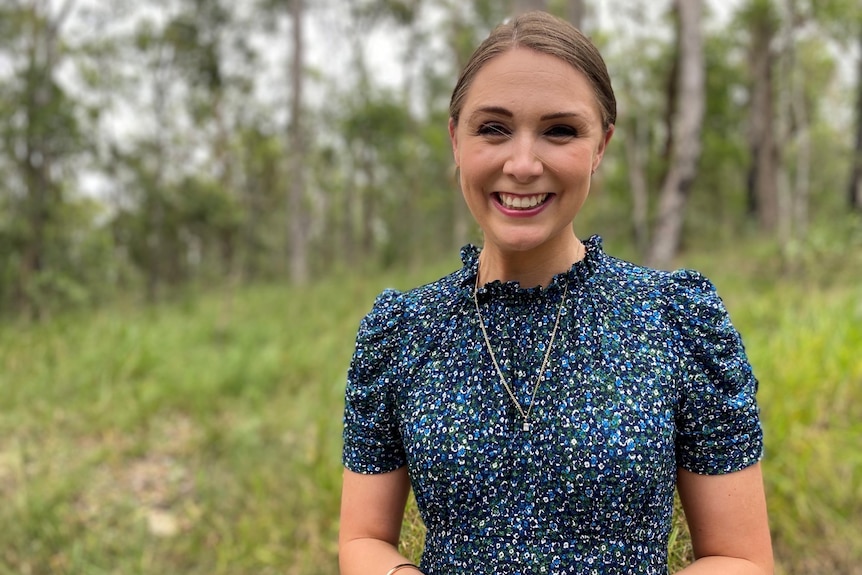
448, 47, 613, 283
339, 10, 773, 575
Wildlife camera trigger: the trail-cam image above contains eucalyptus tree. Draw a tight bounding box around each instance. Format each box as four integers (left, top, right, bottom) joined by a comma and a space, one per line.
99, 0, 267, 299
106, 3, 185, 300
161, 0, 255, 282
287, 0, 308, 284
0, 0, 86, 317
326, 0, 454, 267
647, 0, 705, 269
853, 29, 862, 211
252, 0, 312, 283
737, 0, 781, 233
732, 0, 853, 247
335, 0, 405, 267
774, 1, 845, 245
609, 3, 672, 256
808, 0, 862, 211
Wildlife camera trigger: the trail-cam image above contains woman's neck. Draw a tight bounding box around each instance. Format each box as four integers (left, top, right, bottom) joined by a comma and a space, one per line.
477, 236, 585, 289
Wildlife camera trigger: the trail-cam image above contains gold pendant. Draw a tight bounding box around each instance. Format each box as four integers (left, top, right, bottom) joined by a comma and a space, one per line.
522, 421, 530, 432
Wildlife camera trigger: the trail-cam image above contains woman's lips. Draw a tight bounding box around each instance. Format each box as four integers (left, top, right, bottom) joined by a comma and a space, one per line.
493, 192, 553, 216
496, 192, 549, 209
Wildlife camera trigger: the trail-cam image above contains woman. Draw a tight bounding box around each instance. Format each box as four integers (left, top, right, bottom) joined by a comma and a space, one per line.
340, 11, 772, 575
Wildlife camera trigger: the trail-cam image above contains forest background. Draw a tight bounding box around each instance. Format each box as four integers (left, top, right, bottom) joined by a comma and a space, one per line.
0, 0, 860, 573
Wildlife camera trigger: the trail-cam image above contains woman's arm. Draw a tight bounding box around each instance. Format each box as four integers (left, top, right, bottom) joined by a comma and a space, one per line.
675, 463, 773, 574
339, 466, 422, 575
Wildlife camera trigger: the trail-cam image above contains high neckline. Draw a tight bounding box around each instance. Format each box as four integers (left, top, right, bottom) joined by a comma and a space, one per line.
458, 235, 604, 299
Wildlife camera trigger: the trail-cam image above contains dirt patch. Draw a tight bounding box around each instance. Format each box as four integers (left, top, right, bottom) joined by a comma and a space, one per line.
74, 414, 203, 537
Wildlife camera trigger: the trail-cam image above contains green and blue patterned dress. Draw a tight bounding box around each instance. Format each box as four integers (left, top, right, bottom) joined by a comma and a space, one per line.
343, 236, 762, 575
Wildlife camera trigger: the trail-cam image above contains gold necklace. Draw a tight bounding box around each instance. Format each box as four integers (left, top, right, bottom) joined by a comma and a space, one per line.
472, 273, 568, 432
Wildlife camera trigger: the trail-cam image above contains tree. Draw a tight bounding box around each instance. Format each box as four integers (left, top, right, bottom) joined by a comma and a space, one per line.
741, 0, 780, 233
122, 9, 187, 301
611, 4, 670, 257
163, 0, 252, 281
819, 2, 862, 212
98, 1, 248, 299
287, 0, 309, 284
852, 30, 862, 210
0, 0, 84, 317
773, 3, 839, 247
647, 0, 705, 268
801, 0, 862, 212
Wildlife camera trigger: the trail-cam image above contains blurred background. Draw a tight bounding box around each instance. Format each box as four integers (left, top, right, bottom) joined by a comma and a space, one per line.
0, 0, 860, 573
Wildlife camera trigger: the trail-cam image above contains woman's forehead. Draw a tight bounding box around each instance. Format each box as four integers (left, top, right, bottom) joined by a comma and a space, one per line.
460, 48, 601, 120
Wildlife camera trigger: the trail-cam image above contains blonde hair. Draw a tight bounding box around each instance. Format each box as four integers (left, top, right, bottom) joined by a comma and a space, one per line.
449, 11, 616, 130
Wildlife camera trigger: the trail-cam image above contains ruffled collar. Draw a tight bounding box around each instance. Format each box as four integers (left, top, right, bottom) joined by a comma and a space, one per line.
456, 235, 604, 300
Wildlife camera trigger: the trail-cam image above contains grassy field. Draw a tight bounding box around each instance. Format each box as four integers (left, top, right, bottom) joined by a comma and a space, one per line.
1, 240, 860, 574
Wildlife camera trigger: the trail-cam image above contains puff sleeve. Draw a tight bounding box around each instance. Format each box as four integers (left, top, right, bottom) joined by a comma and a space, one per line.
666, 270, 763, 475
342, 289, 408, 474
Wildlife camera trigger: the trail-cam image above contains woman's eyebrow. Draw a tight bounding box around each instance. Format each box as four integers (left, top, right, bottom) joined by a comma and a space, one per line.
470, 106, 513, 118
469, 107, 586, 121
540, 111, 584, 121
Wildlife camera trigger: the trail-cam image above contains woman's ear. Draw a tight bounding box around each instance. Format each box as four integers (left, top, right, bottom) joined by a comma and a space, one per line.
448, 118, 460, 166
592, 124, 615, 173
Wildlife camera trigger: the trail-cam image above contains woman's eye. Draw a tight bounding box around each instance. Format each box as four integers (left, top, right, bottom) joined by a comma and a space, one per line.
545, 125, 578, 140
476, 123, 510, 138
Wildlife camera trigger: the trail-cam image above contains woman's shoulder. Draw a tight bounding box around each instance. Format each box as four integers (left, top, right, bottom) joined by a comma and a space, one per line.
360, 262, 472, 335
592, 245, 717, 304
587, 241, 733, 338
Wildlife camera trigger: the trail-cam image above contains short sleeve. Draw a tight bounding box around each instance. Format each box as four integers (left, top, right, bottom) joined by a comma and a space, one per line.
666, 270, 763, 475
342, 289, 408, 474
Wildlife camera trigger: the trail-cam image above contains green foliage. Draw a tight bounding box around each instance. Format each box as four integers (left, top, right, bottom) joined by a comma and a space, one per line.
738, 0, 781, 35
0, 0, 858, 314
808, 0, 862, 42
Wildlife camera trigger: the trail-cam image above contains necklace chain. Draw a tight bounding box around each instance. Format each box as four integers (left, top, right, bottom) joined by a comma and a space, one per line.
472, 274, 568, 432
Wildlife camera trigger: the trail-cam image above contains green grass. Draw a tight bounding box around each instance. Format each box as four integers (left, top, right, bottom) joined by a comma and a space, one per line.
738, 285, 862, 574
0, 241, 860, 574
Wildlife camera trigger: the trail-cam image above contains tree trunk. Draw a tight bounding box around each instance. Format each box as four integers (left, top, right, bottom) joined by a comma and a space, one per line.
786, 11, 810, 242
343, 157, 358, 266
19, 61, 51, 317
145, 42, 172, 304
790, 87, 811, 240
849, 29, 862, 211
449, 13, 474, 253
647, 0, 705, 269
359, 150, 377, 257
625, 116, 650, 256
15, 0, 76, 318
745, 1, 780, 232
287, 0, 309, 284
401, 14, 422, 268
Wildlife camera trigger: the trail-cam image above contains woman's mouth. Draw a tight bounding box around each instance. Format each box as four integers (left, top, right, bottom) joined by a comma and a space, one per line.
495, 192, 550, 210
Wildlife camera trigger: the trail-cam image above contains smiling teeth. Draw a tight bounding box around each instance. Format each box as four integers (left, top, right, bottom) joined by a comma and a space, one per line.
499, 193, 548, 209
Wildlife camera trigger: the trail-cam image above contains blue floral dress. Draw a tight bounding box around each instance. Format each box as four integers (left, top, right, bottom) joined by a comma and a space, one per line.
342, 236, 763, 575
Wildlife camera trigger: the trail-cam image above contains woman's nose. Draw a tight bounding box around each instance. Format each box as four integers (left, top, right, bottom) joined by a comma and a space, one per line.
503, 135, 543, 182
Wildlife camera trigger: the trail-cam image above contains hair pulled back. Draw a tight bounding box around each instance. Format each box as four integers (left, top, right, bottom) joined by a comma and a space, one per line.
449, 11, 616, 131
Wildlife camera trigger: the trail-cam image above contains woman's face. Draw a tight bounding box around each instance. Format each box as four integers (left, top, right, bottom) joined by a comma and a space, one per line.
449, 47, 613, 257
